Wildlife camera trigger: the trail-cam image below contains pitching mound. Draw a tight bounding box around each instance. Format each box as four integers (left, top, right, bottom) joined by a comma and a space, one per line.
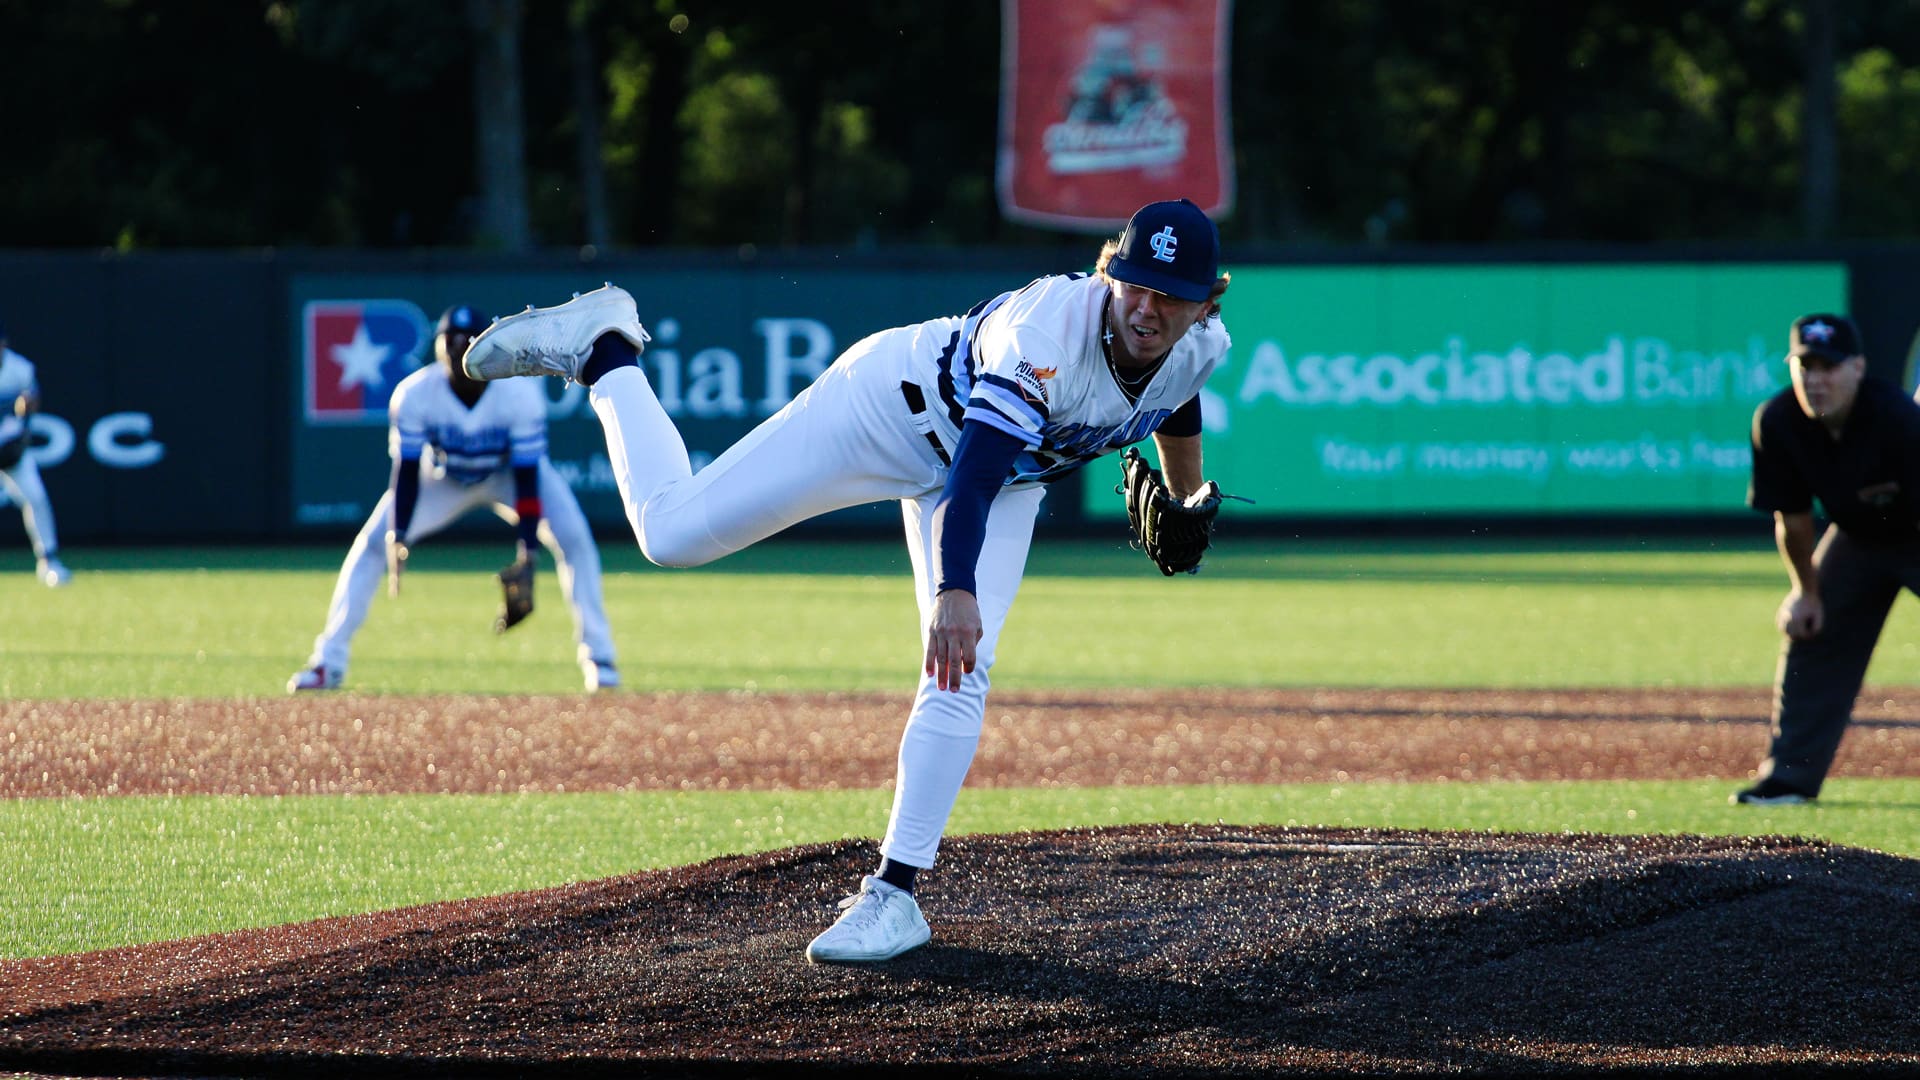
4, 824, 1918, 1077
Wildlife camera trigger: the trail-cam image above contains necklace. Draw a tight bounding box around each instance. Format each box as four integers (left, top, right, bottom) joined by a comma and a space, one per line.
1102, 306, 1163, 400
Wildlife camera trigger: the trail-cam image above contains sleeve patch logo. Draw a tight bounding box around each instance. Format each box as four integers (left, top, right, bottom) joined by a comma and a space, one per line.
1015, 360, 1057, 405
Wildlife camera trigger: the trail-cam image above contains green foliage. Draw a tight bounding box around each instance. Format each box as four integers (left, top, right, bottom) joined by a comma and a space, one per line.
12, 2, 1920, 246
5, 779, 1915, 959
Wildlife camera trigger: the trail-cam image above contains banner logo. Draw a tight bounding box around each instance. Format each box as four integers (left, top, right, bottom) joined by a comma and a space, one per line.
997, 0, 1234, 230
303, 300, 431, 423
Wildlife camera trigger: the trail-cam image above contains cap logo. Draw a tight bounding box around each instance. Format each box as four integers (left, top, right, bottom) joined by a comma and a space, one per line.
1803, 319, 1834, 343
1148, 226, 1179, 263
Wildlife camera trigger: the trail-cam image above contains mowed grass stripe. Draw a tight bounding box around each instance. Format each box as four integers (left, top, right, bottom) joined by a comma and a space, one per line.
6, 779, 1918, 959
6, 539, 1920, 697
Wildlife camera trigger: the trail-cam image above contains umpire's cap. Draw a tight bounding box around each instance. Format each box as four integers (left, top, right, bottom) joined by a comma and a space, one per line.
1789, 313, 1863, 363
1105, 198, 1220, 303
436, 304, 491, 337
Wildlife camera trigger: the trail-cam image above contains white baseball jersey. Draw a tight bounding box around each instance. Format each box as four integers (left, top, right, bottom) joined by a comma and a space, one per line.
903, 273, 1230, 484
0, 348, 38, 446
387, 363, 548, 483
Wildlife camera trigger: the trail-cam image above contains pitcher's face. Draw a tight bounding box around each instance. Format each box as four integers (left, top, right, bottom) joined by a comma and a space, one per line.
1106, 281, 1207, 365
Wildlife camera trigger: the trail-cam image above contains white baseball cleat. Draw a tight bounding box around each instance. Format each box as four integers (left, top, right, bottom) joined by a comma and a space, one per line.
462, 284, 651, 382
286, 665, 343, 693
805, 876, 932, 964
582, 657, 620, 692
35, 557, 71, 587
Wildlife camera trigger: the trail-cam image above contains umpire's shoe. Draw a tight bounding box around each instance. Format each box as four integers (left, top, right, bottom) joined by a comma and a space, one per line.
805, 875, 931, 964
463, 284, 651, 382
1732, 777, 1815, 805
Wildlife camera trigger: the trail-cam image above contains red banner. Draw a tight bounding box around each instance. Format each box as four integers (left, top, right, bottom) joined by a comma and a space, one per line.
997, 0, 1235, 232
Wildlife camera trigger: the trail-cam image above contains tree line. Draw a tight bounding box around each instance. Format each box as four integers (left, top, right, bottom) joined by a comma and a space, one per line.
5, 0, 1918, 252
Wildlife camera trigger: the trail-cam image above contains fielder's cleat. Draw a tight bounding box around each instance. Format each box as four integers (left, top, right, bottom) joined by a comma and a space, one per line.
1732, 778, 1815, 805
35, 556, 71, 587
582, 657, 620, 692
805, 875, 932, 964
286, 665, 343, 693
462, 284, 650, 382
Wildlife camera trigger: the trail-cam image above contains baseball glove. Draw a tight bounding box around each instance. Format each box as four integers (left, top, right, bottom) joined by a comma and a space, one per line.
494, 555, 535, 633
1117, 447, 1225, 576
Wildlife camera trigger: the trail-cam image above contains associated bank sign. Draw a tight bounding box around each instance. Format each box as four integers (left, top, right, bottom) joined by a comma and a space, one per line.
1235, 333, 1782, 409
1164, 261, 1847, 517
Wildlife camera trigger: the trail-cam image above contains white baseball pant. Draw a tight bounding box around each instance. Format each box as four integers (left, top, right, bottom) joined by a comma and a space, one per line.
587, 326, 1045, 868
306, 458, 615, 674
0, 454, 60, 559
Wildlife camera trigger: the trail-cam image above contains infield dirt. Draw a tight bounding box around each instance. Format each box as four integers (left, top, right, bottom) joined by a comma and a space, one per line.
2, 687, 1918, 1076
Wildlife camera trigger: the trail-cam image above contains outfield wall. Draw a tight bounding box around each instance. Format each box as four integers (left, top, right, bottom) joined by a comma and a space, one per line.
0, 246, 1913, 545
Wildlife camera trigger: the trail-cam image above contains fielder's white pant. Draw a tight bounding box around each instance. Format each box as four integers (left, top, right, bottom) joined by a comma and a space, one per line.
588, 326, 1044, 869
0, 455, 59, 559
307, 458, 616, 675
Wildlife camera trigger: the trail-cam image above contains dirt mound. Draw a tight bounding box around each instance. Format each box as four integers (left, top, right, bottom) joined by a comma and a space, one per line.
4, 824, 1918, 1077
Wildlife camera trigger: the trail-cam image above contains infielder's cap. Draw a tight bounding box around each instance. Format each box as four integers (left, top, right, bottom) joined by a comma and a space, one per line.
1788, 313, 1863, 363
436, 304, 490, 336
1105, 198, 1220, 303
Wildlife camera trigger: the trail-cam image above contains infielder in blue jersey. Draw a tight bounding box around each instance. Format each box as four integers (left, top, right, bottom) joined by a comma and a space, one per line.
289, 305, 619, 694
0, 321, 71, 587
463, 199, 1231, 963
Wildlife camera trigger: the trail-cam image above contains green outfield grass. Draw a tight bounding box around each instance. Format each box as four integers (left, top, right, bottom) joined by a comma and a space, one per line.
7, 536, 1920, 697
5, 537, 1920, 960
6, 779, 1915, 959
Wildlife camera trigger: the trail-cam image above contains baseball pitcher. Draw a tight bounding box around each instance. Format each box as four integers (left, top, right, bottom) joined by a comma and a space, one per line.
462, 199, 1231, 963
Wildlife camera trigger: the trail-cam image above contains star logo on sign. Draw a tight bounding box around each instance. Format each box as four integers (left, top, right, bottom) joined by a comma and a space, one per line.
332, 324, 391, 391
1803, 320, 1834, 342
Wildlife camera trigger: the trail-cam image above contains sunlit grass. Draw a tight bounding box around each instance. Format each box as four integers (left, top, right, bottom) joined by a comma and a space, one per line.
6, 538, 1918, 697
6, 538, 1919, 961
6, 778, 1916, 959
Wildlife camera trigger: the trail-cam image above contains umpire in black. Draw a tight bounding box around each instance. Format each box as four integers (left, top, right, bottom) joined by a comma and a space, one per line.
1738, 313, 1920, 804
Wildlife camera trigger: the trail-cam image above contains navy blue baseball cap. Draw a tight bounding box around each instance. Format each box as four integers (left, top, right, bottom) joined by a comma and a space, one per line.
1788, 313, 1862, 363
436, 304, 490, 336
1105, 198, 1220, 303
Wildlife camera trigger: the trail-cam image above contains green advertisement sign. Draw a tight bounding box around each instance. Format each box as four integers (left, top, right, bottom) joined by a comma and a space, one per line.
1089, 262, 1847, 517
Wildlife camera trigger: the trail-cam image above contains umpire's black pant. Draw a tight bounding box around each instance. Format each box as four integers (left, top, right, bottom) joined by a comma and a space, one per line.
1761, 526, 1920, 795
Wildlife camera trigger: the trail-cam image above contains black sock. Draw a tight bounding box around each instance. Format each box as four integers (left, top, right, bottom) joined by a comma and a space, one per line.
578, 333, 639, 387
876, 857, 920, 894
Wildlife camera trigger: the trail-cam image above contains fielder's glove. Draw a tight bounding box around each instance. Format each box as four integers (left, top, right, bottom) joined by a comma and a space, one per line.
494, 554, 535, 633
1117, 447, 1232, 576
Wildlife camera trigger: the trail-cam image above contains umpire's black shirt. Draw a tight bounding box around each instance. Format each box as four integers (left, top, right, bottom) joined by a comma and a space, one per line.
1749, 376, 1920, 546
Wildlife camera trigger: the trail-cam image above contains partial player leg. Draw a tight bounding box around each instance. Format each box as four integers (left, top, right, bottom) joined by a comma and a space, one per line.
588, 326, 939, 567
296, 478, 482, 690
806, 483, 1044, 964
1755, 527, 1900, 798
0, 456, 67, 584
529, 458, 619, 690
881, 483, 1045, 869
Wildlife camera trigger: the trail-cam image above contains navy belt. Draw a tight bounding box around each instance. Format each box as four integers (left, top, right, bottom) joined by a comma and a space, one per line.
901, 382, 952, 466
